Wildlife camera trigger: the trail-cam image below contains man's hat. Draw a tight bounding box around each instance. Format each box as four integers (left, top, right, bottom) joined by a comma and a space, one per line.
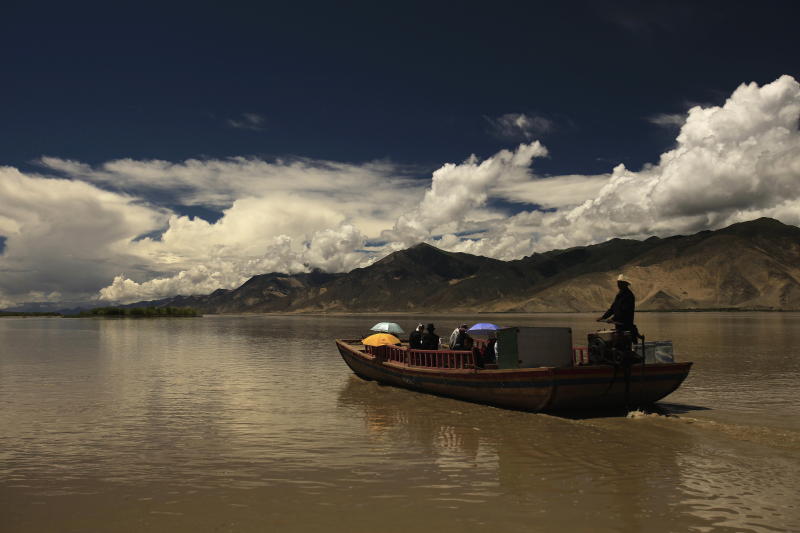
617, 274, 631, 285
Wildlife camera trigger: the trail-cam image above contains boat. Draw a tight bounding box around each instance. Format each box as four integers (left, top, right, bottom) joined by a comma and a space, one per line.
335, 326, 692, 412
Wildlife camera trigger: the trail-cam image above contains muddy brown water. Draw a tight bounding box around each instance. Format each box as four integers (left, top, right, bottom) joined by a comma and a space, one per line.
1, 313, 798, 532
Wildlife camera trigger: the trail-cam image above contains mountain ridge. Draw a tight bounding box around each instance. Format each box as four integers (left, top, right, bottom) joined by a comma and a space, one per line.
115, 217, 800, 313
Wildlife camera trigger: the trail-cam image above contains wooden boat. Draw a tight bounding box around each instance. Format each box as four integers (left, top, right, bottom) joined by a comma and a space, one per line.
335, 329, 692, 412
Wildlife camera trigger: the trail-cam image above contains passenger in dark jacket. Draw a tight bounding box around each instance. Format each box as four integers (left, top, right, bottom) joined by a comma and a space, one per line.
598, 274, 635, 330
452, 328, 473, 350
420, 323, 440, 350
409, 324, 424, 349
483, 337, 497, 363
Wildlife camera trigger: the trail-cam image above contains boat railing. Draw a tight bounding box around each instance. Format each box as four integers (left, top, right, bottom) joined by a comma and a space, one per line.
364, 344, 476, 369
407, 349, 475, 369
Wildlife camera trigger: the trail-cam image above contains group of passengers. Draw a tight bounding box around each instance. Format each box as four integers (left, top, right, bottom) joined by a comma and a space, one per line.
408, 323, 439, 350
408, 322, 497, 367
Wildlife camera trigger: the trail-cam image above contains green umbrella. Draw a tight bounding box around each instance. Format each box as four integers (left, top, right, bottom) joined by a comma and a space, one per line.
369, 322, 405, 335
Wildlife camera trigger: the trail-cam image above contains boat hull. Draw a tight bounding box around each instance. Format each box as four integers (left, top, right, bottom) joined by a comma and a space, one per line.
336, 340, 692, 412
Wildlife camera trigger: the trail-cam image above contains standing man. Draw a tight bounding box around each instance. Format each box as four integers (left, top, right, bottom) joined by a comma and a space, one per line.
598, 274, 635, 330
598, 274, 640, 408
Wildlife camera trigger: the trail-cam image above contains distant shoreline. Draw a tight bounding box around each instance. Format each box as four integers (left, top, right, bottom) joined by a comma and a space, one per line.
0, 312, 62, 317
3, 307, 798, 318
166, 307, 800, 316
0, 307, 201, 318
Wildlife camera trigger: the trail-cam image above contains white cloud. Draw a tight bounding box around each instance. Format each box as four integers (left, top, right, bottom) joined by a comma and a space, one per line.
98, 224, 372, 303
39, 155, 420, 218
496, 173, 610, 209
98, 235, 306, 302
1, 157, 417, 305
0, 166, 167, 305
387, 75, 800, 259
528, 74, 800, 249
387, 142, 549, 245
2, 75, 800, 307
81, 143, 551, 303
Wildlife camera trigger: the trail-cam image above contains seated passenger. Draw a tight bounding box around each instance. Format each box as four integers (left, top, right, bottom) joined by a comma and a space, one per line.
449, 323, 467, 348
420, 323, 440, 350
483, 335, 497, 363
452, 326, 473, 350
409, 323, 424, 349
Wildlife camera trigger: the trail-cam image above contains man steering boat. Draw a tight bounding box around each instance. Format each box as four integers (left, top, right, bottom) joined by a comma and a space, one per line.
597, 274, 641, 352
598, 274, 635, 329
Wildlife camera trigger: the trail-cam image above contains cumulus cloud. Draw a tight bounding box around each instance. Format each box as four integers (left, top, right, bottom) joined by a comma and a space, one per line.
496, 173, 609, 209
531, 74, 800, 249
391, 75, 800, 258
1, 156, 420, 305
386, 142, 548, 246
98, 225, 372, 303
99, 235, 306, 302
95, 144, 552, 303
487, 113, 553, 140
0, 166, 167, 305
2, 75, 799, 307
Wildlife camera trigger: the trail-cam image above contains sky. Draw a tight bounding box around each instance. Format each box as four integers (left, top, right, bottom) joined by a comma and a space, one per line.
1, 0, 799, 308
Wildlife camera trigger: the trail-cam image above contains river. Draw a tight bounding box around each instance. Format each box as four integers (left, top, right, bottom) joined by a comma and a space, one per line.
1, 313, 798, 532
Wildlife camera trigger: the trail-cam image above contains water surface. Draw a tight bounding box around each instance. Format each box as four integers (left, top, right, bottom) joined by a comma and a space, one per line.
1, 313, 798, 532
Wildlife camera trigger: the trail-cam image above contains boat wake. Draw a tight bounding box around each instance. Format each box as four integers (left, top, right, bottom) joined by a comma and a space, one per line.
625, 408, 800, 451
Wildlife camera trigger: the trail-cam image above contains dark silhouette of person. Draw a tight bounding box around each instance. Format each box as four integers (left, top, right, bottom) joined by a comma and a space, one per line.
598, 274, 642, 357
483, 336, 497, 363
420, 323, 440, 350
598, 274, 635, 331
409, 323, 424, 349
452, 326, 473, 350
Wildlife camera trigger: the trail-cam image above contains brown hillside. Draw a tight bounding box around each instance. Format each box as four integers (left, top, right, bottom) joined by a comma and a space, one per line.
135, 218, 800, 313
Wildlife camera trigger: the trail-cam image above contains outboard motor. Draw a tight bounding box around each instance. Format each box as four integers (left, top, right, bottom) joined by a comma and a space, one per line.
588, 329, 641, 365
588, 327, 645, 410
588, 330, 616, 364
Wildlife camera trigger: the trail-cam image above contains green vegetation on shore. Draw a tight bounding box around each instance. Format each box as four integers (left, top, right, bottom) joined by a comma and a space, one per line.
74, 306, 201, 318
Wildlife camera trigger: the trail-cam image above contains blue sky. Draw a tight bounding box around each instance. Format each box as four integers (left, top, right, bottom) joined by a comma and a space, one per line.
1, 1, 799, 307
4, 1, 797, 174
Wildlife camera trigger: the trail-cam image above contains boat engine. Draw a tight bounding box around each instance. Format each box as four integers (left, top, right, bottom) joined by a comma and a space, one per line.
588, 329, 639, 365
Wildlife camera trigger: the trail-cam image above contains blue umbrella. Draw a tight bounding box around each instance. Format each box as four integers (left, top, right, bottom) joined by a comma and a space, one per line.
468, 323, 501, 334
370, 322, 405, 335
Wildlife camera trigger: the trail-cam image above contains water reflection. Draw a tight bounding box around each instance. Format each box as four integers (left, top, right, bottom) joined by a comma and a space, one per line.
336, 373, 800, 532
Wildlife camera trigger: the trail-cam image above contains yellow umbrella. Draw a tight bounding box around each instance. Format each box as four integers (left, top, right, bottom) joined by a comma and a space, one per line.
362, 333, 401, 346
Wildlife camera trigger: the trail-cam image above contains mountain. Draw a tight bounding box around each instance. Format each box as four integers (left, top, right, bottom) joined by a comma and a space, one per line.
130, 217, 800, 313
507, 217, 800, 312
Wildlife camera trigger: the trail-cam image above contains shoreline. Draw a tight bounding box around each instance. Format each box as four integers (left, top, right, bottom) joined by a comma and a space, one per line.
4, 308, 800, 318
